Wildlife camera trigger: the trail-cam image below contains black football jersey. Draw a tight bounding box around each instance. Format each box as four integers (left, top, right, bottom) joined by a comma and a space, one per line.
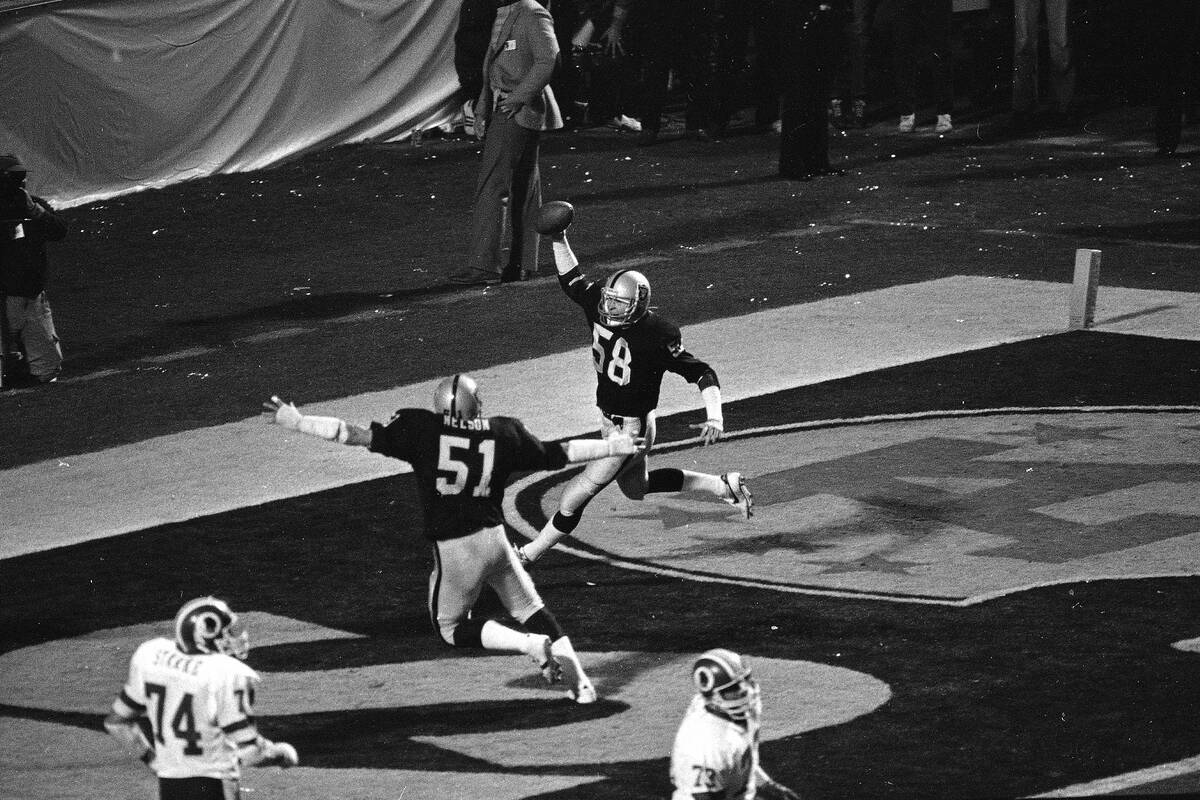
560, 269, 715, 416
369, 409, 568, 541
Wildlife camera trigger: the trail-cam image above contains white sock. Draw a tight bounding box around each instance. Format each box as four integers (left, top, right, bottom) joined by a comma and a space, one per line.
678, 470, 726, 499
522, 517, 570, 562
479, 620, 533, 654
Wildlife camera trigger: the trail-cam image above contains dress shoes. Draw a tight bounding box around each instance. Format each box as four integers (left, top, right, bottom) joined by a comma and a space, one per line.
500, 267, 536, 283
449, 269, 499, 286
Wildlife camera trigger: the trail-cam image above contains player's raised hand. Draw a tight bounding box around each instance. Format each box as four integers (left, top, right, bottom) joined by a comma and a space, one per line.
263, 395, 302, 429
690, 419, 724, 445
607, 433, 647, 456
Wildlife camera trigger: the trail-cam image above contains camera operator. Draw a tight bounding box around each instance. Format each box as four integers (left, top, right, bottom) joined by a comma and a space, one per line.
1, 154, 66, 388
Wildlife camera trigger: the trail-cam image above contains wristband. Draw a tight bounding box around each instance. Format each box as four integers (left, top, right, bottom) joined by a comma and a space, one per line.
701, 385, 723, 428
296, 415, 348, 442
552, 239, 579, 275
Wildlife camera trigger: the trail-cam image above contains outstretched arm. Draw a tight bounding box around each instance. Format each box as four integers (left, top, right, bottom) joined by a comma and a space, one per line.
263, 396, 373, 446
561, 433, 646, 463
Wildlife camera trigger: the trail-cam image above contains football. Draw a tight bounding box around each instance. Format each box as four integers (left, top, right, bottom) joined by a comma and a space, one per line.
535, 200, 574, 235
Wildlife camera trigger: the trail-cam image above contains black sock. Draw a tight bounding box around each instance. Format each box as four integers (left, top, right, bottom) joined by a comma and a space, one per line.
523, 608, 566, 641
647, 467, 684, 494
451, 618, 485, 649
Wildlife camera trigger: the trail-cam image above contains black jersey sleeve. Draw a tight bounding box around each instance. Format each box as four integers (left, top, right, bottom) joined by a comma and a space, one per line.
367, 408, 429, 463
558, 265, 598, 311
656, 318, 719, 388
499, 417, 569, 472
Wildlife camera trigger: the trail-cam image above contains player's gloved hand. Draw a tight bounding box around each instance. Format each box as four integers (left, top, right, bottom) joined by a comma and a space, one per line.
140, 748, 157, 772
607, 433, 647, 456
263, 395, 302, 429
689, 419, 724, 445
250, 739, 299, 768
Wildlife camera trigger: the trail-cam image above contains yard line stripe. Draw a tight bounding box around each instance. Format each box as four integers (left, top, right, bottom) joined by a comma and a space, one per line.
1029, 754, 1200, 797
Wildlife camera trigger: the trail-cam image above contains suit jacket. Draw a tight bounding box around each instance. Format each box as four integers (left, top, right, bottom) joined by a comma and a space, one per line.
476, 0, 563, 133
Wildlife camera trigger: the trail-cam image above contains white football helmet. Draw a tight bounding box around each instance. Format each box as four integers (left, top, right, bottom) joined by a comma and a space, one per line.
597, 269, 651, 327
433, 374, 483, 420
174, 596, 249, 659
692, 648, 761, 722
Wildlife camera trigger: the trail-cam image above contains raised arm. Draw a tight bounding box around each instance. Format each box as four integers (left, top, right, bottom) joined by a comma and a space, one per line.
263, 396, 373, 447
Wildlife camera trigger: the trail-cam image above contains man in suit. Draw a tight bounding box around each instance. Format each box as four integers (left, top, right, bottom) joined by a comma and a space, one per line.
454, 0, 563, 286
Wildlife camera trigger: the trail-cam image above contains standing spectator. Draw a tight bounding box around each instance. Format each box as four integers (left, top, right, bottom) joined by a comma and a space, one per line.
778, 1, 845, 180
104, 597, 299, 800
263, 375, 646, 704
568, 0, 642, 131
888, 0, 954, 133
1149, 0, 1200, 156
1011, 0, 1076, 128
830, 0, 877, 128
629, 0, 722, 145
749, 0, 786, 132
514, 206, 753, 567
0, 154, 66, 388
453, 0, 563, 286
670, 648, 802, 800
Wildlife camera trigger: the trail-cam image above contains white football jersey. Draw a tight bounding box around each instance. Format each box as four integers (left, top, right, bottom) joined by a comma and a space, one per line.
670, 694, 762, 800
112, 637, 262, 780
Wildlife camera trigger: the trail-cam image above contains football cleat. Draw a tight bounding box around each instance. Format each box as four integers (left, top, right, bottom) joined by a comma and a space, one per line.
511, 540, 533, 567
571, 678, 598, 705
721, 472, 754, 520
528, 635, 562, 684
551, 639, 597, 704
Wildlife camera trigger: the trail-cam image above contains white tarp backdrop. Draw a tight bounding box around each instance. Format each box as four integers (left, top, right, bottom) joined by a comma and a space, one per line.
0, 0, 462, 208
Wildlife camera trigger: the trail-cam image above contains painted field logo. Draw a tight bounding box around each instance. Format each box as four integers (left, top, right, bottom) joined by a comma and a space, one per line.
510, 411, 1200, 605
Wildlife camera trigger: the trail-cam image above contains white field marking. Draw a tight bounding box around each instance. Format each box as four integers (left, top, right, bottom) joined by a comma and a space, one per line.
136, 346, 220, 364
2, 277, 1199, 560
58, 368, 126, 384
598, 254, 669, 269
770, 224, 851, 237
234, 326, 316, 343
681, 239, 759, 254
326, 309, 408, 325
1029, 754, 1200, 797
1174, 636, 1200, 653
505, 404, 1200, 607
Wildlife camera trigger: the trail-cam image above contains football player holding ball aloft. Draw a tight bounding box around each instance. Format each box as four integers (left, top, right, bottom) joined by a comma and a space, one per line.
515, 202, 754, 566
